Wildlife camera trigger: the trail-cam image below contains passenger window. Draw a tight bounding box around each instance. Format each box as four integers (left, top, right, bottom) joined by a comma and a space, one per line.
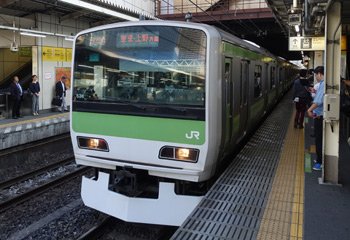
254, 65, 262, 98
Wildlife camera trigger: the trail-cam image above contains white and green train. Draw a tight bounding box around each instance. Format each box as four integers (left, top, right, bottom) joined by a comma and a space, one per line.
70, 20, 297, 226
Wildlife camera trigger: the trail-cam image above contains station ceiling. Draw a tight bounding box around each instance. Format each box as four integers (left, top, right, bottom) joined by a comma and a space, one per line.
1, 0, 349, 61
0, 0, 135, 26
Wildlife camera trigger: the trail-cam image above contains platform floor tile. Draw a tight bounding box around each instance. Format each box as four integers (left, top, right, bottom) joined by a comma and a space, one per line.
171, 94, 304, 240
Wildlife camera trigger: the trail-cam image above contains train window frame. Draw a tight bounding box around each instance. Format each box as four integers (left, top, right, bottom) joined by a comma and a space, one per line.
72, 25, 207, 120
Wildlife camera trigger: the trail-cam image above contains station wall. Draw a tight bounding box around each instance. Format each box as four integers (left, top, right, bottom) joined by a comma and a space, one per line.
0, 13, 90, 112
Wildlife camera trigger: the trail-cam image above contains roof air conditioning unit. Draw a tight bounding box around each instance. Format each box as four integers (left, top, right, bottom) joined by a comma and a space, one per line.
10, 41, 18, 52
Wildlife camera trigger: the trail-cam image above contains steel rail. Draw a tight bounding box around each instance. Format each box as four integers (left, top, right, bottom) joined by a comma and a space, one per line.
0, 157, 75, 190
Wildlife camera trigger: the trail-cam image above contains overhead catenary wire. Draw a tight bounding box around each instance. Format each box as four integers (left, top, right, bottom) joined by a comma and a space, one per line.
201, 0, 259, 35
159, 0, 268, 38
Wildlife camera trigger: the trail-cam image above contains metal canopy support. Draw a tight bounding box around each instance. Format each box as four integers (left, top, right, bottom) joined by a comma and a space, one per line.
322, 0, 341, 185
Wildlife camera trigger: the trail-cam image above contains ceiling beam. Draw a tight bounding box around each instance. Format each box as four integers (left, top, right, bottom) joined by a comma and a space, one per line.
60, 9, 92, 21
159, 8, 274, 22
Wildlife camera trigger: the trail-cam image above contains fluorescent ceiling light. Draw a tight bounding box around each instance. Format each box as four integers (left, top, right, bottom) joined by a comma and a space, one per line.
294, 25, 300, 33
20, 32, 46, 38
64, 36, 75, 41
58, 0, 139, 21
0, 25, 74, 40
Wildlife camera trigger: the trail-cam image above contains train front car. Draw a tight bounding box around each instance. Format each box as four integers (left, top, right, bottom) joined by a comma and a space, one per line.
70, 21, 222, 226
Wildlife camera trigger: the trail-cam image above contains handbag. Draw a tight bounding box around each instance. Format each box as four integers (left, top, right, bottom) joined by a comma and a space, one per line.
52, 96, 62, 106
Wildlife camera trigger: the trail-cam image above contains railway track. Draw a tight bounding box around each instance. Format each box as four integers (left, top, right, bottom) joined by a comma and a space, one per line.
77, 217, 114, 240
0, 157, 74, 190
0, 166, 90, 213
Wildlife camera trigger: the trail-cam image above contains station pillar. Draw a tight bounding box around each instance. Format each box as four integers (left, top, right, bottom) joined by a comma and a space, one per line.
322, 0, 341, 185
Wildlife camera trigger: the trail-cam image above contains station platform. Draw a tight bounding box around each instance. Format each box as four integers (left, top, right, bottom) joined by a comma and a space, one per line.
171, 92, 350, 240
0, 111, 69, 150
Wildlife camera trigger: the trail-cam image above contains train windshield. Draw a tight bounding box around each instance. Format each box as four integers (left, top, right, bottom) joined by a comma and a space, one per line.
73, 25, 207, 120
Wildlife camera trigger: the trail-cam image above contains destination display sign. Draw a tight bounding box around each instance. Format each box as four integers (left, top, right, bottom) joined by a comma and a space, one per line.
117, 32, 159, 48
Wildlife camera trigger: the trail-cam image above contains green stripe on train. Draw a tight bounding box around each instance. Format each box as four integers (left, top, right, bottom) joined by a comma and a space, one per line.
223, 42, 274, 62
72, 112, 206, 145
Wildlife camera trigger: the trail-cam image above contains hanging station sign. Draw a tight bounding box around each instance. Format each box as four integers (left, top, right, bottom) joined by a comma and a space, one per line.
289, 36, 325, 51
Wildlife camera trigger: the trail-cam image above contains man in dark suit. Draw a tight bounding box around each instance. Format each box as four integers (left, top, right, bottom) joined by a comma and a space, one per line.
10, 75, 23, 119
55, 76, 68, 112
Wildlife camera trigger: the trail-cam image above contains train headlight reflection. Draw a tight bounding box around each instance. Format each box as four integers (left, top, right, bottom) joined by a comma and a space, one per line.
77, 137, 109, 151
159, 146, 199, 163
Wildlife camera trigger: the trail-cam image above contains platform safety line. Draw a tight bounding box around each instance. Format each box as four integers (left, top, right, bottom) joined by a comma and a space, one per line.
0, 113, 68, 129
257, 110, 305, 240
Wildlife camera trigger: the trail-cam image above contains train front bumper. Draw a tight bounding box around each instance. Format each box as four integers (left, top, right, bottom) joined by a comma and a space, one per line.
81, 171, 203, 226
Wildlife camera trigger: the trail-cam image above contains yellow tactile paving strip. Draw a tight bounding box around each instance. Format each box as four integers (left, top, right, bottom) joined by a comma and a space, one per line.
257, 112, 305, 240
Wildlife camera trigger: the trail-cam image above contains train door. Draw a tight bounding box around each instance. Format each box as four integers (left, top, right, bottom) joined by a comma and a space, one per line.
264, 63, 269, 112
223, 57, 233, 146
239, 60, 249, 139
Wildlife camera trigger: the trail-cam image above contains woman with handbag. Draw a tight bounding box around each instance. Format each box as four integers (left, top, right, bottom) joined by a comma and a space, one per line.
29, 75, 40, 115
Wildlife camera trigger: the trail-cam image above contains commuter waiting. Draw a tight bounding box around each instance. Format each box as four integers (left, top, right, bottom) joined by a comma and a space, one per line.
10, 75, 23, 119
29, 75, 40, 115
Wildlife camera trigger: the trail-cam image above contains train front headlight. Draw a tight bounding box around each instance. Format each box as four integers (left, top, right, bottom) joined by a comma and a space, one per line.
177, 148, 190, 158
77, 136, 109, 151
159, 146, 199, 163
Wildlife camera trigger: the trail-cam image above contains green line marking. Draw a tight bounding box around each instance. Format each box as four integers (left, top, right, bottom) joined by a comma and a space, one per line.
305, 152, 312, 173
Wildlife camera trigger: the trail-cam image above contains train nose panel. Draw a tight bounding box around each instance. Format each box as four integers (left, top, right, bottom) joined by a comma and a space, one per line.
81, 172, 203, 226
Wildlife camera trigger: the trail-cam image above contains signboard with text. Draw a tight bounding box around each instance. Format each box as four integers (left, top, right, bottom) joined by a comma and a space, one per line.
116, 32, 160, 48
289, 37, 325, 51
42, 47, 72, 61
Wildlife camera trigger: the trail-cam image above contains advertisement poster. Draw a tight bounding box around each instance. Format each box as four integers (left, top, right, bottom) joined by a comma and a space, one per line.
55, 67, 71, 88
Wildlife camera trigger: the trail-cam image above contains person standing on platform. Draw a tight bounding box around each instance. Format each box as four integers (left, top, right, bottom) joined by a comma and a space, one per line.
10, 75, 23, 119
29, 75, 40, 115
55, 76, 68, 112
307, 66, 325, 171
293, 69, 311, 129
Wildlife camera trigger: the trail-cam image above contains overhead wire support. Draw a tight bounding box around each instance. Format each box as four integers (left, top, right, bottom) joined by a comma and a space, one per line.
157, 0, 201, 22
201, 0, 259, 35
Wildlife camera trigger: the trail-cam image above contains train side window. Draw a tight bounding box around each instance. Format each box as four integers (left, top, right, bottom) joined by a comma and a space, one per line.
270, 66, 276, 89
254, 65, 262, 98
